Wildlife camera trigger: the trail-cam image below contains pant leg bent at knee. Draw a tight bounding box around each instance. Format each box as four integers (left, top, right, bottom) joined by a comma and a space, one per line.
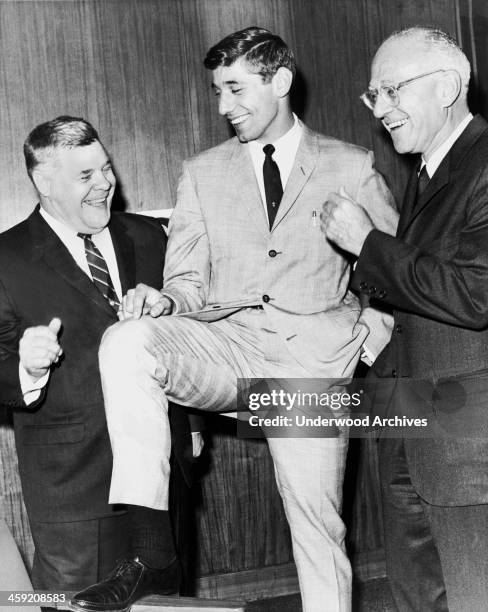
100, 315, 258, 509
99, 318, 174, 509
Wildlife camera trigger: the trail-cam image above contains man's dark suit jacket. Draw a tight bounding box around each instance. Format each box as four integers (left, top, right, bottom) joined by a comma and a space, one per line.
0, 207, 193, 524
353, 114, 488, 506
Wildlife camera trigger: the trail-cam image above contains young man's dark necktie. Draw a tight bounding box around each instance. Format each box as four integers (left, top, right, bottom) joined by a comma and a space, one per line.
78, 233, 120, 311
263, 144, 283, 229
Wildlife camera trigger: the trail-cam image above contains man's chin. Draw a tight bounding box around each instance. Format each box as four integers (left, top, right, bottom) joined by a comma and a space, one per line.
233, 125, 256, 143
83, 211, 111, 233
236, 131, 250, 143
390, 136, 411, 155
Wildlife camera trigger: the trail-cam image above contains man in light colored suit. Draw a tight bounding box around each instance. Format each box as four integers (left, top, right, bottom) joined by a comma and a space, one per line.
87, 28, 397, 612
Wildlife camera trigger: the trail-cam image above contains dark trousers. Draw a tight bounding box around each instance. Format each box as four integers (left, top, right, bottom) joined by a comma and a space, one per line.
379, 437, 488, 612
31, 455, 193, 593
31, 512, 130, 591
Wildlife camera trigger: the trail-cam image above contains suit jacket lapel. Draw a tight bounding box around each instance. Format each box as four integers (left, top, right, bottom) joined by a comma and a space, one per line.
400, 162, 449, 237
397, 166, 419, 238
28, 208, 118, 318
399, 115, 488, 238
230, 140, 269, 237
109, 215, 136, 294
272, 125, 316, 232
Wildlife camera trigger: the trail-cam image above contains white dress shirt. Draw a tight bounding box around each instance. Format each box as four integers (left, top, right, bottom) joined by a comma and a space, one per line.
421, 113, 473, 178
20, 208, 122, 402
247, 113, 303, 220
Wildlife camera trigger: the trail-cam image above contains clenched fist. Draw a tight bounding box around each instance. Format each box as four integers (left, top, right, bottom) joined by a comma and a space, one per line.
321, 186, 374, 256
19, 317, 63, 380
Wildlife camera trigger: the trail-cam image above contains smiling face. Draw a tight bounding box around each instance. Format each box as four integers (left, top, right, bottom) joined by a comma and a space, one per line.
370, 38, 451, 159
211, 57, 292, 143
37, 141, 116, 234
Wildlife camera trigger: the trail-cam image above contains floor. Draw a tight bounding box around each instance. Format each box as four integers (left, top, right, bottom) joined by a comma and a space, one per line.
247, 577, 395, 611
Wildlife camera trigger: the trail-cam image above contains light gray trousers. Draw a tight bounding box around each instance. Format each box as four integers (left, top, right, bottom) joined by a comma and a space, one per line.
99, 309, 351, 612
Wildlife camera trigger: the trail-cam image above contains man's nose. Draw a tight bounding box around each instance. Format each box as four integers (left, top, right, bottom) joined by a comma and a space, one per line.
218, 92, 235, 116
372, 93, 394, 119
94, 171, 112, 190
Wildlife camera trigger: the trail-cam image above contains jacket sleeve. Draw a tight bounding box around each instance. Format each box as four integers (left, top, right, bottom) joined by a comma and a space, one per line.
352, 173, 488, 329
0, 277, 32, 409
161, 161, 210, 313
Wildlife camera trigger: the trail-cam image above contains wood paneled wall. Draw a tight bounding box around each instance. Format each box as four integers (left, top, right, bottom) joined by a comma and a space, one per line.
0, 0, 462, 594
0, 0, 459, 230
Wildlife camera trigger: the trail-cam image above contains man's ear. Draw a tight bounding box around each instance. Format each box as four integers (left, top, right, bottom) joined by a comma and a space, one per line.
438, 70, 461, 108
272, 67, 293, 98
32, 168, 51, 198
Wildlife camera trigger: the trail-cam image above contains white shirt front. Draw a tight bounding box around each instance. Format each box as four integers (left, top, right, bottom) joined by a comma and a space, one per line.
247, 113, 303, 220
20, 208, 122, 402
422, 113, 473, 178
39, 208, 122, 300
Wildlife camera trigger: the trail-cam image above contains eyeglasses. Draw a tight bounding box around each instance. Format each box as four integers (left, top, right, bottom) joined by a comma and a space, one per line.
360, 69, 447, 110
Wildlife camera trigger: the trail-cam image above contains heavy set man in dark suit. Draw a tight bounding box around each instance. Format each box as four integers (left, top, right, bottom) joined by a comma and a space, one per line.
0, 117, 200, 595
323, 27, 488, 611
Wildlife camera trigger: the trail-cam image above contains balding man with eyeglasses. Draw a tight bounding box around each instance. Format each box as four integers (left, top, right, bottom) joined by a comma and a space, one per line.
323, 26, 488, 612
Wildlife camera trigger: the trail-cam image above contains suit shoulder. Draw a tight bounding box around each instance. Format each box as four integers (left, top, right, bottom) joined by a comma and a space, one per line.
184, 137, 239, 167
0, 218, 30, 254
312, 130, 371, 160
112, 211, 165, 235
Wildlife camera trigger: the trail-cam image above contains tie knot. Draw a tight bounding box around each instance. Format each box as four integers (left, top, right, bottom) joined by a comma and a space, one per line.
78, 232, 92, 241
263, 144, 275, 157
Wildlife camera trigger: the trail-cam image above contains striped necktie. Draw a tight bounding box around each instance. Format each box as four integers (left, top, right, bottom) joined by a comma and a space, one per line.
78, 233, 120, 311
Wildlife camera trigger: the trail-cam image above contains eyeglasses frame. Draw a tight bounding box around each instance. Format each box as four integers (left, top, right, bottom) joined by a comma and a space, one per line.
360, 69, 449, 110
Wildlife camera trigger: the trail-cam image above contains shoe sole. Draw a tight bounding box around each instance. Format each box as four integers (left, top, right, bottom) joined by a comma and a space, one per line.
69, 602, 131, 612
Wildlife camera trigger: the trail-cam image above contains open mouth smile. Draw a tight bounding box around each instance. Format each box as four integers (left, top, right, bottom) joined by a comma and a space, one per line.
229, 114, 250, 126
384, 118, 408, 131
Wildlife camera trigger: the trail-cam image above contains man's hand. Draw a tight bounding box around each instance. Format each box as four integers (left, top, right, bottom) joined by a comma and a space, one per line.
119, 283, 173, 320
191, 432, 204, 458
321, 186, 375, 256
19, 317, 63, 381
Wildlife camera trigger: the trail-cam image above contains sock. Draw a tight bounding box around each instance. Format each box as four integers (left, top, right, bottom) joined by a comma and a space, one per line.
128, 505, 176, 569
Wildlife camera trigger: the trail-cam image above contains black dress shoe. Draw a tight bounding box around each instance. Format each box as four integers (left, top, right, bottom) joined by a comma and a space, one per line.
69, 557, 179, 612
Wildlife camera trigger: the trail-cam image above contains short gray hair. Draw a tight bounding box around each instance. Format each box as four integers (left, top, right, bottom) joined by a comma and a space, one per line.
384, 27, 471, 92
24, 116, 100, 178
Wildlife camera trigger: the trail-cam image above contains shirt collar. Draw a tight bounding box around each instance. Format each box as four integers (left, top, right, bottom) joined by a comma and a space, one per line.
422, 113, 473, 178
39, 206, 81, 242
39, 206, 110, 244
247, 113, 302, 155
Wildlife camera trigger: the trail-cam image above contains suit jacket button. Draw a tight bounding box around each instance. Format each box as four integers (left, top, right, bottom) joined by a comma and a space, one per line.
262, 294, 270, 303
359, 281, 368, 290
378, 290, 386, 298
369, 286, 377, 295
268, 249, 277, 258
391, 369, 397, 377
395, 324, 403, 333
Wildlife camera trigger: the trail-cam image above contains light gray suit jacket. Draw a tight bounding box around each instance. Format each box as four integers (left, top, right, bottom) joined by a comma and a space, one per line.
163, 124, 397, 378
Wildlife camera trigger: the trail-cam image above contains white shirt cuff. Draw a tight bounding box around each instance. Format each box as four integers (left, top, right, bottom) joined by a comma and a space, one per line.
19, 363, 49, 405
360, 343, 375, 367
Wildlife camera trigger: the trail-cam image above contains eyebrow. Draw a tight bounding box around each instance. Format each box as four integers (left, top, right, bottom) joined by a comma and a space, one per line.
77, 160, 111, 177
211, 79, 240, 89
